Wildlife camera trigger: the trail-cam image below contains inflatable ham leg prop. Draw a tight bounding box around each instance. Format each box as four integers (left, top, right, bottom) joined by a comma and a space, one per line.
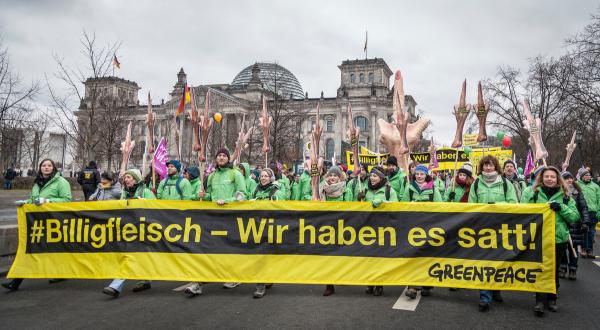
562, 130, 577, 172
346, 103, 361, 173
475, 81, 489, 143
198, 90, 212, 163
309, 103, 323, 201
259, 96, 273, 167
522, 99, 548, 162
190, 91, 201, 153
231, 114, 253, 166
119, 121, 136, 178
142, 92, 155, 177
451, 79, 472, 148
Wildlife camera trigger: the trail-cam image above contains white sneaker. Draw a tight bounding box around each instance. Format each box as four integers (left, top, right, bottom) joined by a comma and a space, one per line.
184, 283, 202, 295
223, 282, 241, 289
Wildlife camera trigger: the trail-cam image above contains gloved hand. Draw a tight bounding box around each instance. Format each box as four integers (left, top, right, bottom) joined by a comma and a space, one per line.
356, 192, 366, 201
34, 198, 47, 206
448, 192, 456, 201
372, 200, 382, 208
549, 201, 561, 211
14, 200, 27, 207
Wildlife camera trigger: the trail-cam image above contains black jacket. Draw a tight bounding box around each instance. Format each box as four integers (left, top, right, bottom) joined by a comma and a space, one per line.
570, 189, 591, 246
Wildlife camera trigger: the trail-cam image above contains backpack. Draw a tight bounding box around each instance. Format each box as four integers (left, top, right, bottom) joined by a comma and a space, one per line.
473, 177, 508, 202
161, 176, 184, 197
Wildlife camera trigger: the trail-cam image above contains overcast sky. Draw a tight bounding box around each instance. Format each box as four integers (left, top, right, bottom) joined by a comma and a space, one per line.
1, 0, 597, 144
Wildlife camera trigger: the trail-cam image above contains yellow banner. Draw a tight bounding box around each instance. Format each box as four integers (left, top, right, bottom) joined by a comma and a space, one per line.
9, 200, 556, 293
463, 134, 479, 147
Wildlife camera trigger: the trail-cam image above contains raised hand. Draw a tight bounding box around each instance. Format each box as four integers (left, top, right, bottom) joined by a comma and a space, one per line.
562, 130, 577, 172
475, 81, 489, 142
451, 79, 472, 148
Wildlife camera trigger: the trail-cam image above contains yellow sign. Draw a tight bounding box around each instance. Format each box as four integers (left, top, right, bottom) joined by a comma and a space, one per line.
463, 134, 479, 147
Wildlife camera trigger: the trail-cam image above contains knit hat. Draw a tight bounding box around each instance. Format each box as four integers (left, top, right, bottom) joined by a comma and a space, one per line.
533, 166, 545, 178
166, 159, 181, 172
215, 148, 230, 159
326, 166, 347, 181
503, 160, 515, 169
458, 162, 473, 177
386, 156, 398, 167
415, 164, 430, 175
578, 167, 590, 179
370, 166, 386, 180
124, 169, 142, 183
186, 166, 200, 180
561, 171, 574, 180
361, 163, 369, 173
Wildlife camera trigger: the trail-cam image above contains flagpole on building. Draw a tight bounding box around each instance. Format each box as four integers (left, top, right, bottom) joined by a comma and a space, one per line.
364, 30, 368, 59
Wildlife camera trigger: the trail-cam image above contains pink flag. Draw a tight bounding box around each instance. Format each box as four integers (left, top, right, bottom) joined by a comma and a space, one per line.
153, 138, 168, 179
524, 150, 534, 177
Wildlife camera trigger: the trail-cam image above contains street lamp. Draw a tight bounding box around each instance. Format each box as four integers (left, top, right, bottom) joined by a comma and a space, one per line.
575, 128, 583, 167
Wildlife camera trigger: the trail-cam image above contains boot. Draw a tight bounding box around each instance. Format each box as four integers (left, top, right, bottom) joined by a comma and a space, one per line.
568, 270, 577, 280
102, 286, 119, 298
558, 268, 566, 279
2, 279, 22, 291
184, 282, 203, 296
253, 284, 266, 299
546, 299, 557, 312
478, 301, 490, 312
534, 293, 545, 316
492, 291, 503, 302
405, 287, 417, 299
365, 286, 374, 294
323, 285, 335, 296
373, 286, 383, 296
421, 286, 432, 297
132, 281, 151, 292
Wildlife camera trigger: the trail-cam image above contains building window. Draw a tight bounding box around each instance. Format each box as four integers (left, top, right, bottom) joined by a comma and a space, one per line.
359, 73, 365, 83
350, 73, 355, 83
355, 116, 368, 132
326, 117, 334, 132
368, 72, 374, 83
326, 138, 335, 160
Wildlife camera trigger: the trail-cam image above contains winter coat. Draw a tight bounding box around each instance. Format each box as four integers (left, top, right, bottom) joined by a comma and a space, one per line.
401, 181, 443, 202
77, 166, 100, 191
156, 174, 193, 200
504, 174, 527, 201
189, 178, 201, 201
295, 171, 312, 201
348, 176, 368, 201
366, 183, 399, 204
468, 175, 518, 204
278, 175, 291, 200
444, 183, 467, 202
388, 170, 406, 198
239, 163, 257, 199
568, 188, 591, 247
121, 184, 156, 200
433, 177, 446, 199
578, 180, 600, 217
290, 180, 299, 201
204, 165, 247, 202
28, 172, 72, 203
252, 182, 285, 200
89, 182, 122, 201
520, 186, 580, 244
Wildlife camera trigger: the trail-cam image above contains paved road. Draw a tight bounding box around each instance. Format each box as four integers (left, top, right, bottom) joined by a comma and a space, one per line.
1, 250, 599, 329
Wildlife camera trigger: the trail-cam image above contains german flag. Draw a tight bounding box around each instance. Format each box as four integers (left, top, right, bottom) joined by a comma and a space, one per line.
113, 55, 120, 69
176, 83, 190, 117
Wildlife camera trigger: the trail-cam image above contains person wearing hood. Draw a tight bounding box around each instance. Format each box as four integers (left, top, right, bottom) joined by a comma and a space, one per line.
445, 163, 473, 203
559, 171, 591, 280
401, 164, 440, 299
503, 160, 527, 200
576, 167, 600, 257
77, 160, 100, 201
238, 162, 257, 199
348, 163, 369, 201
294, 158, 313, 201
3, 159, 72, 292
521, 166, 579, 316
432, 170, 446, 199
184, 166, 201, 200
89, 171, 121, 201
102, 169, 155, 298
188, 148, 247, 295
386, 156, 406, 198
468, 155, 517, 312
278, 166, 292, 200
156, 160, 193, 200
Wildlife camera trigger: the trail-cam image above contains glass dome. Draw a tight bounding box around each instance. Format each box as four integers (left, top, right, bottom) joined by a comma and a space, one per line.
231, 62, 304, 99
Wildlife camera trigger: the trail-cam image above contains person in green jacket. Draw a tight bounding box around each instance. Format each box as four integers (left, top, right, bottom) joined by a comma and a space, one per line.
101, 169, 155, 298
184, 166, 201, 200
577, 167, 600, 257
189, 148, 246, 295
237, 162, 257, 199
445, 163, 473, 203
467, 155, 517, 312
503, 160, 527, 200
252, 168, 285, 201
520, 166, 579, 316
295, 160, 313, 201
289, 173, 299, 201
278, 167, 292, 200
3, 159, 73, 292
386, 156, 406, 198
156, 160, 193, 200
432, 170, 446, 199
401, 165, 443, 203
348, 163, 369, 201
401, 164, 440, 299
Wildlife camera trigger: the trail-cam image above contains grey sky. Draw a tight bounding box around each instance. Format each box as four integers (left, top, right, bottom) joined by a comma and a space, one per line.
0, 0, 597, 144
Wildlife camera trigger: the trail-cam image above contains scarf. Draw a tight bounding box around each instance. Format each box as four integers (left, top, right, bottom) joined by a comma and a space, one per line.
320, 181, 346, 201
567, 184, 577, 197
36, 175, 52, 189
541, 186, 560, 199
368, 177, 387, 191
482, 171, 499, 184
124, 183, 141, 199
456, 177, 471, 203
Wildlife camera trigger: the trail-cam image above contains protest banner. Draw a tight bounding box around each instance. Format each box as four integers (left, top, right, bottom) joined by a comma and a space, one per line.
9, 200, 555, 293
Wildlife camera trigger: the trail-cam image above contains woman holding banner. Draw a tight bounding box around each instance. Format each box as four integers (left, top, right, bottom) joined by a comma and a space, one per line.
468, 155, 517, 312
444, 163, 473, 203
2, 159, 72, 291
252, 168, 285, 201
521, 166, 579, 316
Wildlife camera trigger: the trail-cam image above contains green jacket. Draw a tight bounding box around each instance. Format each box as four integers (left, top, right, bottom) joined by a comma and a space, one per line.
366, 184, 399, 204
121, 184, 156, 200
504, 175, 527, 201
28, 172, 72, 203
401, 182, 443, 202
578, 180, 600, 214
296, 171, 312, 201
433, 177, 446, 199
388, 170, 406, 198
468, 175, 518, 204
204, 165, 247, 202
290, 181, 299, 201
520, 186, 580, 244
348, 176, 368, 201
157, 174, 193, 200
252, 182, 285, 200
444, 183, 467, 202
278, 175, 291, 200
189, 178, 201, 201
238, 163, 257, 199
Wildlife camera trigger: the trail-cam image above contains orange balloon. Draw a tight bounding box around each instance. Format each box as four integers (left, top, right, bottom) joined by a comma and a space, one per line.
213, 112, 222, 123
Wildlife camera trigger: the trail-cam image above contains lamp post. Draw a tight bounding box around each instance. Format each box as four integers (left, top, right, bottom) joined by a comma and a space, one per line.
575, 128, 583, 167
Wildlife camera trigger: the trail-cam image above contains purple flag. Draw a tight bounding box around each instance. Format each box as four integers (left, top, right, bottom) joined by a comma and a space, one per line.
153, 137, 168, 179
524, 150, 534, 177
